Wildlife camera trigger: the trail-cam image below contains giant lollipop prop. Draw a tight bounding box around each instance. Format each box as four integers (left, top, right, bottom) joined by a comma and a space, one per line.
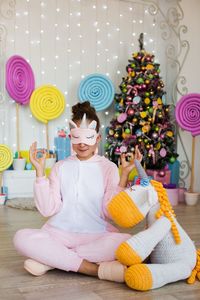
6, 55, 35, 157
0, 144, 13, 192
30, 85, 65, 153
78, 74, 114, 112
175, 93, 200, 192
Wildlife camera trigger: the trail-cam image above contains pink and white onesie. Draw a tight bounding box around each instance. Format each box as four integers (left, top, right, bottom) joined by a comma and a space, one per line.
13, 154, 131, 272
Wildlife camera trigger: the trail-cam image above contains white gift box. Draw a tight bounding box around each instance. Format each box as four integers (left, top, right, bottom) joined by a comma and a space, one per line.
3, 170, 36, 199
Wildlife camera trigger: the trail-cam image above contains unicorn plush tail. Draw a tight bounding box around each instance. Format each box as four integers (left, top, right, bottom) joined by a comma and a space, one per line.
187, 249, 200, 284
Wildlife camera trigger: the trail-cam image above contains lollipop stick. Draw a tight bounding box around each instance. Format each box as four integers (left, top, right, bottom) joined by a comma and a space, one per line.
16, 103, 20, 157
0, 172, 2, 193
45, 122, 49, 155
189, 136, 195, 193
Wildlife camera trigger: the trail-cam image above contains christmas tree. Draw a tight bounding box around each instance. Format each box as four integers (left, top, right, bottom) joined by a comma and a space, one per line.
105, 33, 178, 171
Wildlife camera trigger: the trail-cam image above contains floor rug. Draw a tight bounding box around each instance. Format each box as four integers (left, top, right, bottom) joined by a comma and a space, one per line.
5, 198, 37, 211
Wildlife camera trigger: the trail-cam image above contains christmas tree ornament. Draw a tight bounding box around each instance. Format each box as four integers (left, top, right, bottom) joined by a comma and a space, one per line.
127, 108, 134, 116
120, 146, 127, 153
158, 170, 165, 177
126, 96, 132, 101
133, 96, 141, 104
155, 142, 161, 150
160, 148, 167, 157
166, 131, 173, 137
109, 129, 114, 136
152, 132, 158, 139
114, 147, 121, 155
125, 128, 131, 134
114, 133, 119, 138
144, 97, 150, 105
140, 111, 147, 118
136, 129, 142, 136
132, 117, 138, 123
169, 157, 176, 163
136, 78, 144, 84
122, 132, 127, 139
117, 112, 127, 123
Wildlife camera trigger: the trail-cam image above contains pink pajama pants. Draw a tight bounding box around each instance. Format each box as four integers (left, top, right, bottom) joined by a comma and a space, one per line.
13, 224, 131, 272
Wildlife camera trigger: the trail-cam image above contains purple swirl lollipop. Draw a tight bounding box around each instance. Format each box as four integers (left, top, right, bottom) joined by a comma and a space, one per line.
6, 55, 35, 105
175, 93, 200, 136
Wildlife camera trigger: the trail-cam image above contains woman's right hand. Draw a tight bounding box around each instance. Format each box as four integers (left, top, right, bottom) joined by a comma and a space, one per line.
29, 142, 46, 177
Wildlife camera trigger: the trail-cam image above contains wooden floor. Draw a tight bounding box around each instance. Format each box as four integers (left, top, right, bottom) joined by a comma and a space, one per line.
0, 203, 200, 300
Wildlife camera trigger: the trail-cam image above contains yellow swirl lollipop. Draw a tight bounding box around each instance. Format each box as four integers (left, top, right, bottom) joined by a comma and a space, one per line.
0, 144, 13, 172
30, 85, 65, 124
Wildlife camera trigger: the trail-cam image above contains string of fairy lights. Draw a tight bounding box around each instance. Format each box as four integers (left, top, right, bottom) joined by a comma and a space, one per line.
3, 0, 159, 150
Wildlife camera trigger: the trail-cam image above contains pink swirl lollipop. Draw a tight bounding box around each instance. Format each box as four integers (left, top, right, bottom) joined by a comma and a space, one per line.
6, 55, 35, 105
175, 93, 200, 136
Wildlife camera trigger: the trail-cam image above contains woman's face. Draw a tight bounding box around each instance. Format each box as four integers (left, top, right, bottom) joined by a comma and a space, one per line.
71, 119, 101, 160
72, 138, 100, 160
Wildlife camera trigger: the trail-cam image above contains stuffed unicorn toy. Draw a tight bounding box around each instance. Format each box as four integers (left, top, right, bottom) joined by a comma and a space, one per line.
107, 160, 200, 291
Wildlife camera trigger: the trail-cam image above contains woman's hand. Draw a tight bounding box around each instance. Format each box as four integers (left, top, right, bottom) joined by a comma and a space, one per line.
29, 142, 46, 177
121, 146, 143, 175
120, 152, 135, 176
119, 145, 143, 188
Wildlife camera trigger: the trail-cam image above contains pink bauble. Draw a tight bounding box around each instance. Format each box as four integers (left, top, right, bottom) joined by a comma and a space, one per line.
160, 148, 167, 157
152, 132, 158, 139
126, 96, 132, 101
117, 112, 127, 123
158, 170, 165, 177
160, 134, 165, 139
120, 145, 127, 153
127, 108, 134, 116
115, 147, 121, 154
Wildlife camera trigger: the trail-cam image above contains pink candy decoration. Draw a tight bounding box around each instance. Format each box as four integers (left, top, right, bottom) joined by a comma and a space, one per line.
6, 55, 35, 105
117, 112, 127, 123
160, 147, 167, 157
175, 93, 200, 136
120, 145, 127, 153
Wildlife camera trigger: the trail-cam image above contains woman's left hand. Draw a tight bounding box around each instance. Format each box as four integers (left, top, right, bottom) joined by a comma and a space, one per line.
120, 152, 135, 176
120, 145, 143, 175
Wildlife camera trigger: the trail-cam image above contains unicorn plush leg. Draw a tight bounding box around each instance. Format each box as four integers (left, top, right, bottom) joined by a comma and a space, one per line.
125, 261, 191, 291
116, 216, 171, 266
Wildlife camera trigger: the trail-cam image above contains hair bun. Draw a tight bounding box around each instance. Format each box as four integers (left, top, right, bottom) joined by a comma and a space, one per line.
72, 101, 95, 115
71, 101, 100, 132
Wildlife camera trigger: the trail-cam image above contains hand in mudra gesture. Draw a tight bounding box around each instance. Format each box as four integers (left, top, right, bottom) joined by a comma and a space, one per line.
120, 145, 143, 175
29, 142, 47, 177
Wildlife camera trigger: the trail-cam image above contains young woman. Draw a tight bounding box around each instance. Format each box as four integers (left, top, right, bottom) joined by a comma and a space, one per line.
13, 101, 140, 281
